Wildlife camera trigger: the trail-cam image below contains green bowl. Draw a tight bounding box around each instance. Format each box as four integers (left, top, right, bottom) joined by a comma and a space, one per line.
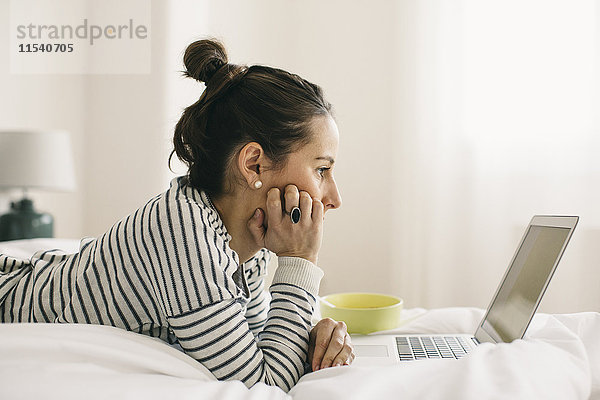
319, 292, 404, 334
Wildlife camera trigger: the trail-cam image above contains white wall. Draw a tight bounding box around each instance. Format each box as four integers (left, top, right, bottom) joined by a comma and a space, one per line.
0, 0, 86, 238
82, 0, 170, 237
0, 0, 170, 239
166, 0, 399, 297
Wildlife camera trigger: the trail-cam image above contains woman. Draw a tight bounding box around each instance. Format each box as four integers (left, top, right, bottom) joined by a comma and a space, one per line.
0, 39, 353, 391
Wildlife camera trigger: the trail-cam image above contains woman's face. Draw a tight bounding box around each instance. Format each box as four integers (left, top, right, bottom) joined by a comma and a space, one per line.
267, 115, 342, 214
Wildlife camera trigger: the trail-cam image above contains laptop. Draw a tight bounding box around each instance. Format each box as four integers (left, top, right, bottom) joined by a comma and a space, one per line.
351, 215, 579, 365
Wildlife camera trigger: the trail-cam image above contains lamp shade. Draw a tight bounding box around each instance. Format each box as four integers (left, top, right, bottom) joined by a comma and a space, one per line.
0, 130, 76, 191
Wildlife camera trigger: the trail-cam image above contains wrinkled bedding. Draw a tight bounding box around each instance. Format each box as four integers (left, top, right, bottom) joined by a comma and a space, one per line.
1, 239, 598, 399
292, 308, 599, 400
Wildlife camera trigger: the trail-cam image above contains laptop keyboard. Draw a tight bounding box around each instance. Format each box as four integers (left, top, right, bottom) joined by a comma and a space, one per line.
395, 336, 479, 361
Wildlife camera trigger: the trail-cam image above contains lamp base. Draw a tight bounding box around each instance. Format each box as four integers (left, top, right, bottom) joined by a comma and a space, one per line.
0, 198, 54, 241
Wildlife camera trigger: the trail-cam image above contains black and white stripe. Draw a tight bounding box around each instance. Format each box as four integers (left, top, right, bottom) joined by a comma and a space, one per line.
0, 176, 323, 391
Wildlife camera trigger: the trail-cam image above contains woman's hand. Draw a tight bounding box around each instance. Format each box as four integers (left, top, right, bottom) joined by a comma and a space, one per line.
247, 185, 323, 264
308, 318, 355, 371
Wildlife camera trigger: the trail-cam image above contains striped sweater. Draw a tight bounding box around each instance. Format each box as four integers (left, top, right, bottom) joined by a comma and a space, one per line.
0, 177, 324, 391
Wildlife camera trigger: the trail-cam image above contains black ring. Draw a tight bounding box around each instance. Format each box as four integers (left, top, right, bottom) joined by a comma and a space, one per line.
290, 207, 301, 224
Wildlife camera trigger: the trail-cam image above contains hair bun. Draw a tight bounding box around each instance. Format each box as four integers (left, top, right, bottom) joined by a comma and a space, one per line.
183, 39, 228, 84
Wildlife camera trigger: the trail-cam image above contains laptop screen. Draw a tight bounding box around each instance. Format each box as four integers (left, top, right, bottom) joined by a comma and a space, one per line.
479, 224, 572, 343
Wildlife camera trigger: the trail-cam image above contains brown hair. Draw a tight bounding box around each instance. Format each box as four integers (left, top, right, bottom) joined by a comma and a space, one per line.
170, 38, 332, 197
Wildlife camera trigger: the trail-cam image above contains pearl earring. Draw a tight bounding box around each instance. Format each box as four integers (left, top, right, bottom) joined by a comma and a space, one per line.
254, 180, 263, 189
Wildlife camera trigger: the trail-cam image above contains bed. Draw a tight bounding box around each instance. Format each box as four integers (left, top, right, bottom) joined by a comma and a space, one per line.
1, 239, 598, 399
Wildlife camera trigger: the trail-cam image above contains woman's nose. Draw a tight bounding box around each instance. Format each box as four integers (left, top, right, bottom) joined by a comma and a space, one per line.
324, 180, 342, 211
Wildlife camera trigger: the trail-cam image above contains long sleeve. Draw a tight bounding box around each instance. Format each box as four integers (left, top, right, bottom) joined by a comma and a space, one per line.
155, 180, 324, 391
167, 257, 322, 391
243, 250, 271, 337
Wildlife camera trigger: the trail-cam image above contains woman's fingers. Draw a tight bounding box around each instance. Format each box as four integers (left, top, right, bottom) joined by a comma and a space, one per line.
265, 188, 283, 225
312, 198, 324, 223
284, 185, 316, 224
260, 185, 322, 263
309, 319, 336, 372
284, 185, 300, 214
319, 321, 351, 370
299, 191, 312, 223
346, 350, 356, 365
332, 333, 354, 367
246, 208, 265, 246
308, 318, 355, 371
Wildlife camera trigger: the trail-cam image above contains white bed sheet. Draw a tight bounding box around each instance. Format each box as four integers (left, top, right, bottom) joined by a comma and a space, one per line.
292, 308, 598, 400
1, 239, 598, 399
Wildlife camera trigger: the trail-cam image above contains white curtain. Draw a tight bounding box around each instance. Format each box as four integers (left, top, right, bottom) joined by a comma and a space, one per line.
392, 0, 600, 313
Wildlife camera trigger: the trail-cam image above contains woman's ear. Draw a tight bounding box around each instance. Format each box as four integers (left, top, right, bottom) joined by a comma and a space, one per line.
237, 142, 269, 189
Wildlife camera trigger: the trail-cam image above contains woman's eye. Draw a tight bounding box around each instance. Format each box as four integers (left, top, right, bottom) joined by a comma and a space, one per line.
317, 167, 330, 177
